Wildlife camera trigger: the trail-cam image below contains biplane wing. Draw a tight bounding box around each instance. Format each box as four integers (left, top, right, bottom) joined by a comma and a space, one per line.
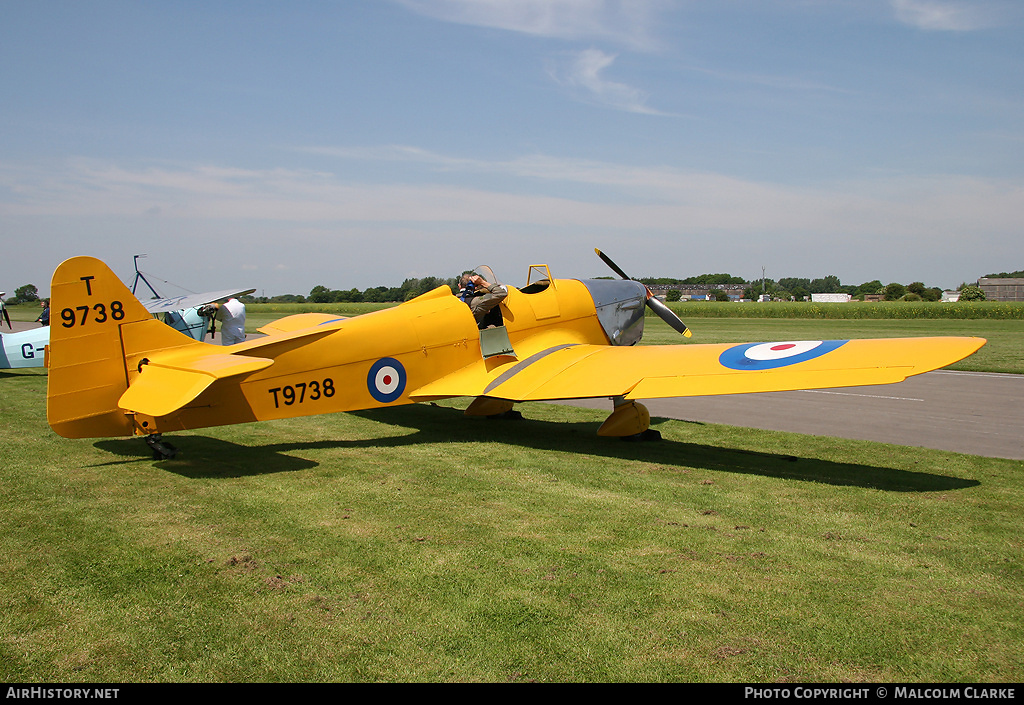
142, 288, 256, 342
141, 289, 256, 315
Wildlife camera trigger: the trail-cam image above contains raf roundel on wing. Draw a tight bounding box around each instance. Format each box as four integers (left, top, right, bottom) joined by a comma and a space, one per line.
719, 340, 849, 370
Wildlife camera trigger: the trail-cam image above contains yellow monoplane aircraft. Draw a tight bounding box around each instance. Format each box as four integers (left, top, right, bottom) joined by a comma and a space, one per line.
46, 253, 985, 459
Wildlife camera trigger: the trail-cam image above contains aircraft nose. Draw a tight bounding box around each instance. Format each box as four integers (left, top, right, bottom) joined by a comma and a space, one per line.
580, 278, 648, 346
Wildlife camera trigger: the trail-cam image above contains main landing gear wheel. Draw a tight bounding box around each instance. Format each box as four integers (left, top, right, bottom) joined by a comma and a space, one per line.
620, 428, 662, 442
487, 409, 523, 421
144, 434, 177, 460
598, 400, 661, 441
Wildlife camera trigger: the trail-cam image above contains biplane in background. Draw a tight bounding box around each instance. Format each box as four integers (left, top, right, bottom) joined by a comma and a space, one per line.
1, 269, 253, 369
0, 291, 49, 369
0, 325, 49, 370
0, 293, 50, 369
45, 252, 984, 459
127, 253, 255, 342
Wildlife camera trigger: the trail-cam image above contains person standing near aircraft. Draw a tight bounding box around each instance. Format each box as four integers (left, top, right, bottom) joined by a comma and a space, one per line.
460, 273, 507, 327
35, 299, 49, 326
209, 297, 246, 345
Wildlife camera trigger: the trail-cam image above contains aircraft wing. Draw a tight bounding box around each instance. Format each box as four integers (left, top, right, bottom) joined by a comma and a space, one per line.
141, 288, 256, 314
409, 337, 985, 402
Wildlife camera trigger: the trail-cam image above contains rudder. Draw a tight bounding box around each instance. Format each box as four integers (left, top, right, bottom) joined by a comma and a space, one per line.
46, 256, 183, 438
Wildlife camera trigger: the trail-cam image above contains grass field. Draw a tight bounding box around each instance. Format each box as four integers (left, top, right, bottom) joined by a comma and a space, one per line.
1, 304, 1021, 682
1, 373, 1021, 682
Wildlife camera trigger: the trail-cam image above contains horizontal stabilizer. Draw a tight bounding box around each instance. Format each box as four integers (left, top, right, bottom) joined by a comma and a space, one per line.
119, 353, 272, 417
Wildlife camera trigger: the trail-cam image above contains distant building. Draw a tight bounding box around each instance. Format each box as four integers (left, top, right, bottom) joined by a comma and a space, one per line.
977, 278, 1024, 302
649, 285, 746, 301
810, 293, 852, 303
941, 291, 960, 302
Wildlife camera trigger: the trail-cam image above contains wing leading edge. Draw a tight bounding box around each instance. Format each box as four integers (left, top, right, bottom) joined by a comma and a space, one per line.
408, 337, 986, 402
141, 289, 257, 314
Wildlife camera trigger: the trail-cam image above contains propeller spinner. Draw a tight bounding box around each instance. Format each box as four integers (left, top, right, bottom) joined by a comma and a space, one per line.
595, 249, 692, 338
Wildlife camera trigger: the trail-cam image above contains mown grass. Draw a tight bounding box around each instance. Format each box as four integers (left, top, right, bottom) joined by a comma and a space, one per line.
1, 369, 1022, 683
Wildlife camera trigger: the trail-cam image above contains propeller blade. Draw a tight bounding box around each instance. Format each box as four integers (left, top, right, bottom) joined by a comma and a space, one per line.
1, 306, 10, 330
594, 248, 630, 280
646, 294, 692, 338
595, 248, 692, 338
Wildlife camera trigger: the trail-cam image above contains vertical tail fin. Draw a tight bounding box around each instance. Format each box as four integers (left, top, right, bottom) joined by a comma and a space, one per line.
46, 256, 196, 438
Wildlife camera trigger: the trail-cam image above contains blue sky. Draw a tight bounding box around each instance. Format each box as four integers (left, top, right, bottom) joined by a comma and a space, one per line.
2, 0, 1021, 297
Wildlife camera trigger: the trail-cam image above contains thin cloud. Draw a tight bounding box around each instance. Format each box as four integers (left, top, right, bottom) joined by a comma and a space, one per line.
680, 62, 854, 95
548, 48, 670, 115
891, 0, 1007, 31
3, 155, 1020, 292
395, 0, 667, 51
4, 155, 1021, 236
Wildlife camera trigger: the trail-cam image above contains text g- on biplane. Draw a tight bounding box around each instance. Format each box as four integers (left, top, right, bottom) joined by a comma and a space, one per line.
45, 252, 985, 459
0, 291, 49, 369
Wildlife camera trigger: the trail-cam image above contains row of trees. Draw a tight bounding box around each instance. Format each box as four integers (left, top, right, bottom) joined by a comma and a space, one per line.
236, 277, 461, 304
641, 274, 748, 287
7, 269, 1014, 306
3, 284, 41, 304
642, 275, 956, 302
306, 276, 459, 304
289, 274, 979, 304
757, 279, 949, 302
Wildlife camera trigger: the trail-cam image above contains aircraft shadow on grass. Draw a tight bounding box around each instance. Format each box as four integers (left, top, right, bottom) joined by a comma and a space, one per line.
94, 402, 979, 492
0, 369, 45, 380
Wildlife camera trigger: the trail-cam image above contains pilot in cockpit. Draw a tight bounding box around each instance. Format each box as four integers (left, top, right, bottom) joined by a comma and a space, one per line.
459, 271, 507, 328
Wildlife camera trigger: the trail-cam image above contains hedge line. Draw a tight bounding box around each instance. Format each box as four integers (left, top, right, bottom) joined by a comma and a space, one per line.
657, 301, 1024, 320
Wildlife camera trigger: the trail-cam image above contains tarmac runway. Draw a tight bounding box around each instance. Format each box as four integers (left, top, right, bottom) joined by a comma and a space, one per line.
561, 370, 1024, 460
7, 320, 1020, 459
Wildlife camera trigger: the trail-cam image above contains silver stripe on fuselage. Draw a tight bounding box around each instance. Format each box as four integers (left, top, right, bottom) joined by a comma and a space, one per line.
483, 344, 579, 396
